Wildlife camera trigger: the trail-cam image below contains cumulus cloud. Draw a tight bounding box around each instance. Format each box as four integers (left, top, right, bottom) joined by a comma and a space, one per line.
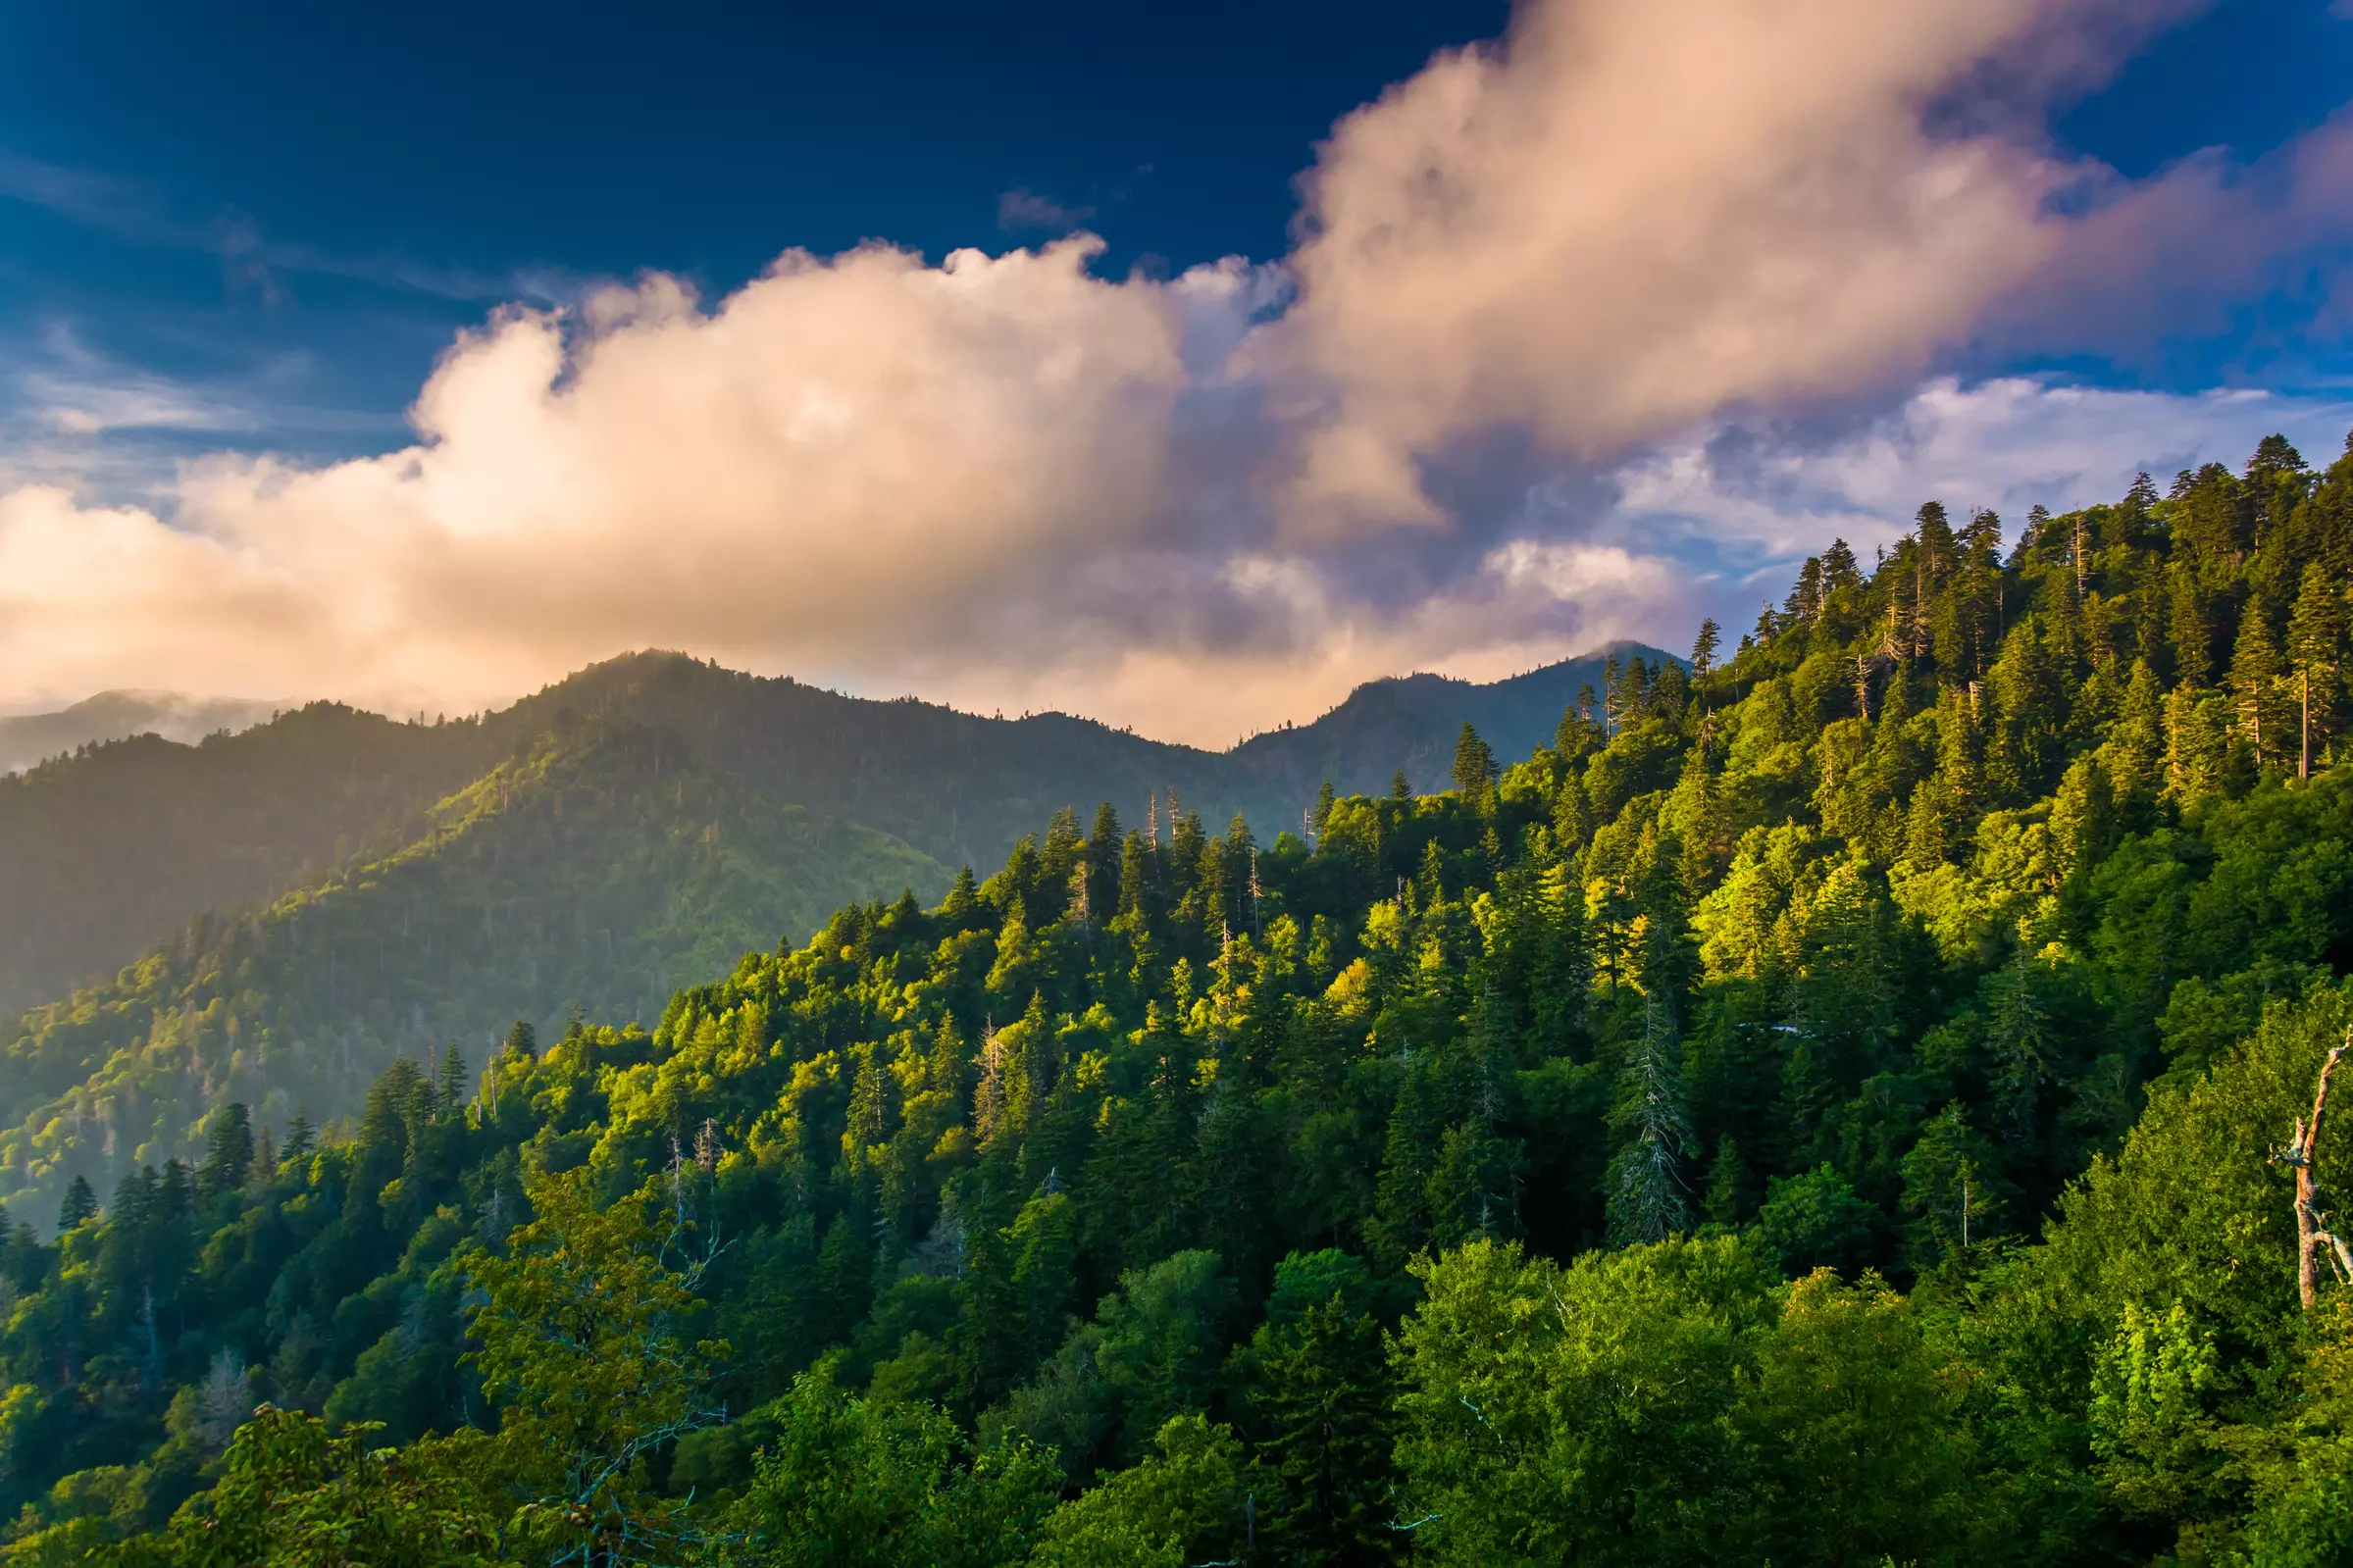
6, 0, 2352, 744
1249, 0, 2308, 531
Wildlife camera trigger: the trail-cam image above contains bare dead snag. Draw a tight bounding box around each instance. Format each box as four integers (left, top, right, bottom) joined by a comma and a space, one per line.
2275, 1032, 2352, 1311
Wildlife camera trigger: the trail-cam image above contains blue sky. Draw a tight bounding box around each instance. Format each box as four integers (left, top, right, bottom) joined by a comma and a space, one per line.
2, 0, 2352, 741
0, 0, 1506, 473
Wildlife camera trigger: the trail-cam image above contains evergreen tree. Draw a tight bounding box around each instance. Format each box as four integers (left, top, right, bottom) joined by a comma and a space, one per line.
1451, 723, 1498, 808
57, 1173, 98, 1233
1607, 996, 1693, 1244
1691, 618, 1721, 680
2170, 563, 2214, 687
2228, 600, 2286, 770
1247, 1296, 1397, 1567
197, 1102, 255, 1202
2285, 561, 2344, 778
280, 1110, 316, 1168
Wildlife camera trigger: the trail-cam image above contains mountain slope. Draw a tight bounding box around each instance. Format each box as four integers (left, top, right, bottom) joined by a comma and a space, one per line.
0, 717, 944, 1215
0, 705, 510, 1019
0, 689, 281, 776
0, 644, 1667, 1016
1230, 644, 1654, 806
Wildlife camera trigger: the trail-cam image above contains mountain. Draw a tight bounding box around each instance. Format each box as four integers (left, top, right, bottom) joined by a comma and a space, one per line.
1, 716, 944, 1213
1230, 652, 1644, 808
0, 640, 1662, 1219
0, 689, 281, 776
12, 437, 2353, 1565
0, 705, 510, 1020
0, 643, 1664, 1021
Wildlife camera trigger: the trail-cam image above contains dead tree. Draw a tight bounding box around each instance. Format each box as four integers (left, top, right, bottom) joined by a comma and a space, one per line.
2275, 1031, 2353, 1311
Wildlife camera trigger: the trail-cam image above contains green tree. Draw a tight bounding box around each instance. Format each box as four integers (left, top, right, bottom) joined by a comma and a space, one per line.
744, 1364, 1060, 1568
1243, 1293, 1395, 1566
1391, 1237, 1774, 1567
56, 1174, 97, 1233
2229, 601, 2287, 770
1451, 723, 1498, 813
463, 1167, 728, 1564
1028, 1415, 1245, 1568
1607, 997, 1693, 1244
2286, 561, 2344, 779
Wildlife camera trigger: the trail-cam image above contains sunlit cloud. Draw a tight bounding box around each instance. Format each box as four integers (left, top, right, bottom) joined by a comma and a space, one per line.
3, 0, 2351, 745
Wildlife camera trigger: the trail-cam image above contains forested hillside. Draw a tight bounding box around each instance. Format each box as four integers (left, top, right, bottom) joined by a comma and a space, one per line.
0, 647, 1651, 1027
0, 705, 508, 1020
0, 719, 944, 1228
7, 434, 2353, 1565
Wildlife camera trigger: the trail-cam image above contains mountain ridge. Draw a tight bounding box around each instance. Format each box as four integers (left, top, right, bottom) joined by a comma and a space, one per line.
0, 641, 1669, 1019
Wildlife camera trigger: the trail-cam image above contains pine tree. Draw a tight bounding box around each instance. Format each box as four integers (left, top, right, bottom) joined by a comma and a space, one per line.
1249, 1299, 1397, 1567
1703, 1136, 1751, 1227
2170, 564, 2213, 687
1606, 994, 1693, 1244
1370, 1065, 1442, 1265
2110, 659, 2166, 805
944, 864, 981, 925
1451, 723, 1497, 812
435, 1044, 468, 1116
1692, 618, 1721, 681
57, 1173, 98, 1233
2164, 679, 2229, 808
280, 1111, 316, 1168
2227, 601, 2285, 770
197, 1103, 255, 1202
2285, 562, 2344, 779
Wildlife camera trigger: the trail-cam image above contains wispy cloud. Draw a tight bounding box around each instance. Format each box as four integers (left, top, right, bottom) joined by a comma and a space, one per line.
997, 187, 1099, 234
0, 321, 403, 504
0, 149, 578, 306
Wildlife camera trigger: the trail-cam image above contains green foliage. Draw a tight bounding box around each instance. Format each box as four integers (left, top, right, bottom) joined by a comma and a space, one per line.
738, 1365, 1059, 1568
132, 1406, 509, 1568
1028, 1415, 1245, 1568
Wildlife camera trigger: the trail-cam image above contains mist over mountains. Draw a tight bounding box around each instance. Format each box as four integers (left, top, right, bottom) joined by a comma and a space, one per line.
0, 691, 284, 777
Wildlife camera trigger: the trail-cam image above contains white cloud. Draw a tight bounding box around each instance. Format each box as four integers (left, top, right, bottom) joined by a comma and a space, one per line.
1611, 378, 2353, 561
5, 0, 2352, 745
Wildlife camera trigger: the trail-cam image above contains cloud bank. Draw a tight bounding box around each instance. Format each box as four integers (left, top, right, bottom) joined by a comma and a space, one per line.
6, 0, 2351, 745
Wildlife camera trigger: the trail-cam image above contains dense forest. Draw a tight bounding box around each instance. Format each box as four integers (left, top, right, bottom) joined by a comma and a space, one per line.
6, 432, 2353, 1564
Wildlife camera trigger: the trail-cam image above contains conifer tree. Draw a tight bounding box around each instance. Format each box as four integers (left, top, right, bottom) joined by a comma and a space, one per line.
197, 1102, 254, 1202
280, 1110, 316, 1168
2170, 563, 2213, 687
2286, 561, 2344, 779
1451, 723, 1497, 813
2228, 600, 2285, 769
1248, 1296, 1396, 1567
1607, 995, 1693, 1245
1371, 1065, 1442, 1266
1691, 618, 1721, 680
57, 1173, 98, 1233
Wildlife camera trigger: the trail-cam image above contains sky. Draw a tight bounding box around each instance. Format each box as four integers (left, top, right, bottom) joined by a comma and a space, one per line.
2, 0, 2351, 746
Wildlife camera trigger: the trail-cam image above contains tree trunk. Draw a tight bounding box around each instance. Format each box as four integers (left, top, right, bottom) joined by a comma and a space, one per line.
2283, 1037, 2350, 1311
